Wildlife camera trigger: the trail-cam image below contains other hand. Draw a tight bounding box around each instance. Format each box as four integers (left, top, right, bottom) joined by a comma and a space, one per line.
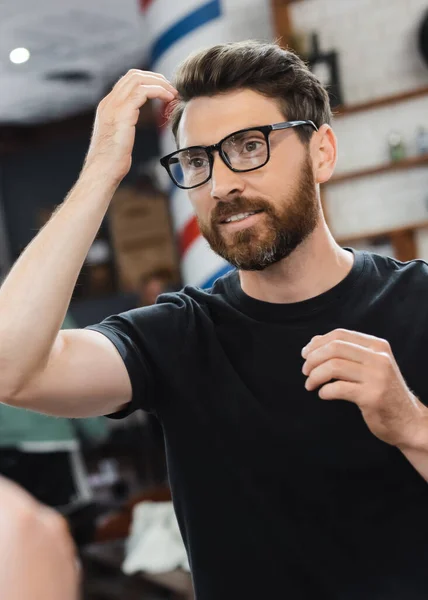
301, 328, 428, 449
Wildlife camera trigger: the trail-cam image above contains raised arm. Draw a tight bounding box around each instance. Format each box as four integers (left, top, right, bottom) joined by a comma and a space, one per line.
0, 70, 177, 416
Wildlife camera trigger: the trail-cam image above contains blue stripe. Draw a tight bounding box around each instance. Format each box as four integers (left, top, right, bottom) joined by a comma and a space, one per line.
150, 0, 221, 66
200, 262, 234, 289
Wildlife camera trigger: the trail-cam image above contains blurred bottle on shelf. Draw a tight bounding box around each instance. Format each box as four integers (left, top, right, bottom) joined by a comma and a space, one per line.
388, 131, 406, 162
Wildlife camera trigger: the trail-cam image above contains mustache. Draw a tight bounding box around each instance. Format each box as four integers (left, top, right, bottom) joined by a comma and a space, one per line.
211, 197, 271, 224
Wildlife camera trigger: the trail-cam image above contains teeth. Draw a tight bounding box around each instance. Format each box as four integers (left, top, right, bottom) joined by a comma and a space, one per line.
225, 211, 256, 223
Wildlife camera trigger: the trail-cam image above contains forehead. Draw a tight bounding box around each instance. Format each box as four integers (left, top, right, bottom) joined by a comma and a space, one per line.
177, 89, 285, 148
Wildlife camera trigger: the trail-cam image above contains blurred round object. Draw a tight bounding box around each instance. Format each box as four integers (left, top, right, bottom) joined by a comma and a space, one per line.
86, 239, 111, 265
418, 9, 428, 68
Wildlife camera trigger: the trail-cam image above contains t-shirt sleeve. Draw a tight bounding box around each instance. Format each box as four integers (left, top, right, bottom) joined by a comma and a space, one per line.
84, 292, 190, 419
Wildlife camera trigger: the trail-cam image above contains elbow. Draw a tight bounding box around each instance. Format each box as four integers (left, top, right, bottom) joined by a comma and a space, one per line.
0, 374, 29, 408
0, 385, 20, 407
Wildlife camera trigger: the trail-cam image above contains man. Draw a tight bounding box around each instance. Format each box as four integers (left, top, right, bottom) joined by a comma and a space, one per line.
0, 41, 428, 599
0, 476, 79, 600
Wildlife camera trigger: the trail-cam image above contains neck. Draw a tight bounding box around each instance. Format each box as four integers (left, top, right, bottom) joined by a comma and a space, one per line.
238, 219, 354, 304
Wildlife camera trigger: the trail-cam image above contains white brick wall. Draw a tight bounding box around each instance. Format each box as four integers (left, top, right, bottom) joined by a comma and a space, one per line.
290, 0, 428, 104
325, 167, 428, 238
290, 0, 428, 259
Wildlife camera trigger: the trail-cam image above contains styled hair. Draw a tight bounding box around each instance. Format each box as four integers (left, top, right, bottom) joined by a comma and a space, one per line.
168, 40, 332, 144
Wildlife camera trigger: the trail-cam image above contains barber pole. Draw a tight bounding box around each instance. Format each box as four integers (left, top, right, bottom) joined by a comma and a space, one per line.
140, 0, 273, 287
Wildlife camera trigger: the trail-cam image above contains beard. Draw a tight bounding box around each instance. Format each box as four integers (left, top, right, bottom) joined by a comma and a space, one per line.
198, 153, 320, 271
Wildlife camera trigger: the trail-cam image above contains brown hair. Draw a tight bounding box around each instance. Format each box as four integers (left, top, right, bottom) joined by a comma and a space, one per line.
169, 40, 332, 145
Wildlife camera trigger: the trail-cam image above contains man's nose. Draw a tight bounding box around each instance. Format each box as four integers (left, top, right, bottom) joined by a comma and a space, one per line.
210, 153, 245, 201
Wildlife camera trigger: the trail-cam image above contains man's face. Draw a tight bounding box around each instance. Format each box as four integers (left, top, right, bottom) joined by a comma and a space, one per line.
177, 89, 320, 271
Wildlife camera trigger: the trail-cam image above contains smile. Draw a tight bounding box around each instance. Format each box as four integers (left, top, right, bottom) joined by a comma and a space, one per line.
221, 210, 263, 224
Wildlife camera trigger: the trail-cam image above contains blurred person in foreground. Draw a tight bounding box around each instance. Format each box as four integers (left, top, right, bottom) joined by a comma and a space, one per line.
0, 476, 79, 600
1, 41, 428, 599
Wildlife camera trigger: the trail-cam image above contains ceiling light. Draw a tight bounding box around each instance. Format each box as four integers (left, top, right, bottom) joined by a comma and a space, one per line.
9, 48, 30, 64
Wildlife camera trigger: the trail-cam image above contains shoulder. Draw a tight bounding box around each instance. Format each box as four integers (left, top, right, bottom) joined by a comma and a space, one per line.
87, 269, 236, 350
97, 273, 232, 336
356, 251, 428, 318
362, 250, 428, 283
156, 269, 236, 316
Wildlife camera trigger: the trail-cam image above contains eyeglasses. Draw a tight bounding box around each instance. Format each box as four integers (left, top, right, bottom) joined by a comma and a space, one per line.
160, 120, 318, 190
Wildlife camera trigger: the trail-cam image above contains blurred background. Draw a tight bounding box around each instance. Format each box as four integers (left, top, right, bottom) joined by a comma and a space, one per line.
0, 0, 428, 598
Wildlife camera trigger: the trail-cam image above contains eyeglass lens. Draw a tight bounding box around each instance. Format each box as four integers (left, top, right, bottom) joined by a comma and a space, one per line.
167, 129, 269, 188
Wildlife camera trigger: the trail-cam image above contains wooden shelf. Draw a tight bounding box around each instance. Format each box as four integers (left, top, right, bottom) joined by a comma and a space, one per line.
336, 220, 428, 245
326, 153, 428, 185
334, 85, 428, 118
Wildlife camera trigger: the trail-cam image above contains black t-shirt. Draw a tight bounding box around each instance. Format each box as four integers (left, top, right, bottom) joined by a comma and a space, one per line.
87, 249, 428, 600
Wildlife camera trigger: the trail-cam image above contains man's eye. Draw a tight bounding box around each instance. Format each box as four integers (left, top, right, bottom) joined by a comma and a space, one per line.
189, 157, 207, 168
244, 141, 263, 152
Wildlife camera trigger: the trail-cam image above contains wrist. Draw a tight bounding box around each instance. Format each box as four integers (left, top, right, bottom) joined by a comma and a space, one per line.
79, 162, 122, 196
397, 404, 428, 453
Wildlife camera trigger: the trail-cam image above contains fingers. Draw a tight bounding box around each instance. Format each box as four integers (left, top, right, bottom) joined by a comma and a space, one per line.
121, 68, 173, 87
302, 328, 391, 358
302, 340, 373, 376
96, 70, 178, 120
138, 84, 176, 103
301, 329, 396, 404
116, 68, 174, 90
304, 357, 364, 391
302, 333, 384, 393
86, 68, 178, 183
318, 380, 359, 402
113, 69, 178, 103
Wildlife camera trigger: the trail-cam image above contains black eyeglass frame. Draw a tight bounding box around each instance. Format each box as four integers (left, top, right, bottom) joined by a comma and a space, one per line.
159, 120, 319, 190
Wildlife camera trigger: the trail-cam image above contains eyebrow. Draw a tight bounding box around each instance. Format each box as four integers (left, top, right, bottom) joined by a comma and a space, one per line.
178, 124, 267, 151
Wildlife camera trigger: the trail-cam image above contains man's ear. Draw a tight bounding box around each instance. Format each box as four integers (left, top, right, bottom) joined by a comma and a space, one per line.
311, 124, 337, 185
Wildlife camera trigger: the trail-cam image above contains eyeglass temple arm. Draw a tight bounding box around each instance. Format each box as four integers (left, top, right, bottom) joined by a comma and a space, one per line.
271, 120, 318, 132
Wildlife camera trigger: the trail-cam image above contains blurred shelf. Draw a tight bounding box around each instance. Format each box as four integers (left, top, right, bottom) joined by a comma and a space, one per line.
336, 219, 428, 245
326, 153, 428, 185
334, 85, 428, 117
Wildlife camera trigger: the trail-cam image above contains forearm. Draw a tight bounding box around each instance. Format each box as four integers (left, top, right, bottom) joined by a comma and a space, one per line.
0, 166, 117, 397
